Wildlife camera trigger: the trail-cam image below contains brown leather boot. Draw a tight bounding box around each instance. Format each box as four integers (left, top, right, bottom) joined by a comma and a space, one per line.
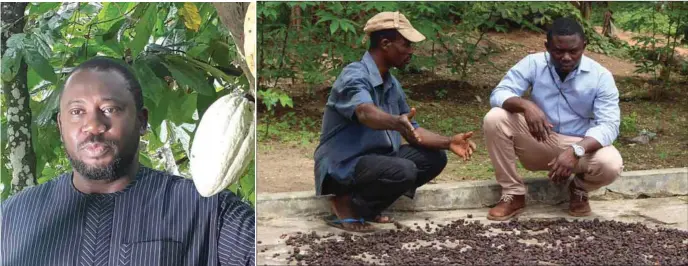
569, 182, 592, 217
487, 194, 526, 221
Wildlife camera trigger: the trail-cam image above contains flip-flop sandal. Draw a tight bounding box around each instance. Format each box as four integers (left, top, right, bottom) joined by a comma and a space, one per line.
323, 215, 376, 233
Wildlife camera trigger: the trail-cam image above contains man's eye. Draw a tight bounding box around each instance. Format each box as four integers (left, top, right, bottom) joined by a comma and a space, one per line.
103, 107, 119, 114
69, 109, 84, 115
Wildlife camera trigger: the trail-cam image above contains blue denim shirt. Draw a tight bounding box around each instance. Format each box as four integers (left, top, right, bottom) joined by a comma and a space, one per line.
490, 52, 620, 147
313, 52, 418, 196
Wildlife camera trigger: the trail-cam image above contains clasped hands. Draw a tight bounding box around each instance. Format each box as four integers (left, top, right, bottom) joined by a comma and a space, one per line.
397, 108, 477, 161
524, 104, 579, 183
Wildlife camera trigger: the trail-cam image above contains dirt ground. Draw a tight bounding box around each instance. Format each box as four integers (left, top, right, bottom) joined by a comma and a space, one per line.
258, 30, 688, 194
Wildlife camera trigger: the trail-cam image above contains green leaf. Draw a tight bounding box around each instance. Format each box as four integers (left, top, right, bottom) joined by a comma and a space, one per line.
187, 44, 209, 58
197, 3, 215, 25
239, 164, 255, 202
102, 19, 126, 42
330, 20, 340, 35
208, 40, 233, 68
179, 93, 198, 122
130, 5, 157, 59
96, 2, 130, 26
160, 56, 215, 96
36, 83, 63, 126
23, 47, 57, 83
139, 151, 154, 168
28, 32, 54, 60
167, 91, 197, 125
279, 94, 293, 108
6, 34, 27, 50
1, 48, 23, 82
30, 2, 60, 15
150, 93, 170, 140
133, 60, 166, 106
196, 92, 216, 119
179, 2, 202, 32
182, 55, 237, 82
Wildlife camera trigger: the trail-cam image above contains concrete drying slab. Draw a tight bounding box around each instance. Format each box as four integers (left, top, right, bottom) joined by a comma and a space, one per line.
256, 196, 688, 265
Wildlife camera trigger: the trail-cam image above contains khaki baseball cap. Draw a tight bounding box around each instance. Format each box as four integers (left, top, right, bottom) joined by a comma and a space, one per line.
363, 11, 426, 43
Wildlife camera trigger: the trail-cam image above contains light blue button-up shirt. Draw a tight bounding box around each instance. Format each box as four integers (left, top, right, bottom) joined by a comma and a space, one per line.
490, 52, 620, 147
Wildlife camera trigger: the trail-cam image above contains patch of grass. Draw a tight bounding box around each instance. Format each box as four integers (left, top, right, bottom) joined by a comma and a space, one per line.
258, 112, 320, 147
620, 111, 638, 136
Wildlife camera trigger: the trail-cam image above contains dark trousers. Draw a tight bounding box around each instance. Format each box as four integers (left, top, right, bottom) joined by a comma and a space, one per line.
325, 145, 448, 219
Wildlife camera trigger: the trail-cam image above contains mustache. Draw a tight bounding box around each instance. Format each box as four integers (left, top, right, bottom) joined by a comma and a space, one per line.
78, 136, 118, 151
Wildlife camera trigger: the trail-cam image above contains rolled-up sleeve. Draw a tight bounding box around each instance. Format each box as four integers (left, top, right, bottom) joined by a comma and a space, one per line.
585, 71, 620, 147
332, 78, 373, 120
490, 54, 535, 108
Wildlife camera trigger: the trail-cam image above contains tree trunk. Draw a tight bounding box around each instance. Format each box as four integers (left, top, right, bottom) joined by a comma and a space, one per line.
570, 1, 592, 21
291, 5, 302, 33
1, 2, 38, 194
581, 2, 592, 21
213, 3, 255, 97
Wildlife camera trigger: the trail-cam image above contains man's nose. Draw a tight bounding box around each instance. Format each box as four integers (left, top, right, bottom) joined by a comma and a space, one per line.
82, 111, 108, 135
562, 53, 572, 61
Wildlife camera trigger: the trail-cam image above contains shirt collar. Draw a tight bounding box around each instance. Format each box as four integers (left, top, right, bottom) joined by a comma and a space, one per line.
362, 51, 393, 90
576, 55, 591, 74
63, 165, 147, 197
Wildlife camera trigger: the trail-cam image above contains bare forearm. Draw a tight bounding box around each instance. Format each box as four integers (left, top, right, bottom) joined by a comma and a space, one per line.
355, 103, 401, 130
413, 127, 450, 149
577, 136, 603, 154
502, 97, 534, 114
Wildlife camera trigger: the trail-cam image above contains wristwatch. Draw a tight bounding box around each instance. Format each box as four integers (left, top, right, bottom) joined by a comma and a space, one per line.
571, 144, 585, 158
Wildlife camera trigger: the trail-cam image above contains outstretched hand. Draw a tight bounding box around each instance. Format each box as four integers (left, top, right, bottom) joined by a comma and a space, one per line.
449, 132, 477, 161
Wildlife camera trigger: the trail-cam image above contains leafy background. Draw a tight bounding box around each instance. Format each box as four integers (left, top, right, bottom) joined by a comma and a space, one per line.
1, 2, 255, 206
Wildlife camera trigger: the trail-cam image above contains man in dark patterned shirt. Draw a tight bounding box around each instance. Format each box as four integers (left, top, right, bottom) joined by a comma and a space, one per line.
1, 57, 255, 266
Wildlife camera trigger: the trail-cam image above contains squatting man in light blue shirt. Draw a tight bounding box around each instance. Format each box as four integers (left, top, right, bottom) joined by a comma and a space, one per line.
483, 17, 624, 220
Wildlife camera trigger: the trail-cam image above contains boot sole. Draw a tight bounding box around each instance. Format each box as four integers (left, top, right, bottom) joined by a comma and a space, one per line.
568, 210, 592, 217
487, 207, 525, 221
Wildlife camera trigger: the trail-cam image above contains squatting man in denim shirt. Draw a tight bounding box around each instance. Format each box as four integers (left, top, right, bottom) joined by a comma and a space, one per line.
484, 17, 624, 220
314, 11, 477, 232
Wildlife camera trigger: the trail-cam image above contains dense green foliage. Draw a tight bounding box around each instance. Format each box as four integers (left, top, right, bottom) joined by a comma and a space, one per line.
1, 2, 255, 206
257, 1, 687, 118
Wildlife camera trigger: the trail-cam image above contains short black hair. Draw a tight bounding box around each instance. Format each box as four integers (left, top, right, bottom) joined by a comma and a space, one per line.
369, 29, 403, 49
547, 17, 586, 43
61, 57, 144, 111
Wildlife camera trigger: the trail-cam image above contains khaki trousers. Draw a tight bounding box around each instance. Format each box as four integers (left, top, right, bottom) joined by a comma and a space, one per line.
483, 107, 623, 195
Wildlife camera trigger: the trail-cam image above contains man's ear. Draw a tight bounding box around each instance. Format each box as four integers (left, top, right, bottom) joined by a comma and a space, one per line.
380, 38, 391, 50
56, 112, 62, 134
138, 108, 149, 135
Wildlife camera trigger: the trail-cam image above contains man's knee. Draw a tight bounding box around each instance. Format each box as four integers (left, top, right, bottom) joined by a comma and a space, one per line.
483, 107, 510, 131
387, 159, 418, 184
591, 147, 624, 186
429, 150, 448, 172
